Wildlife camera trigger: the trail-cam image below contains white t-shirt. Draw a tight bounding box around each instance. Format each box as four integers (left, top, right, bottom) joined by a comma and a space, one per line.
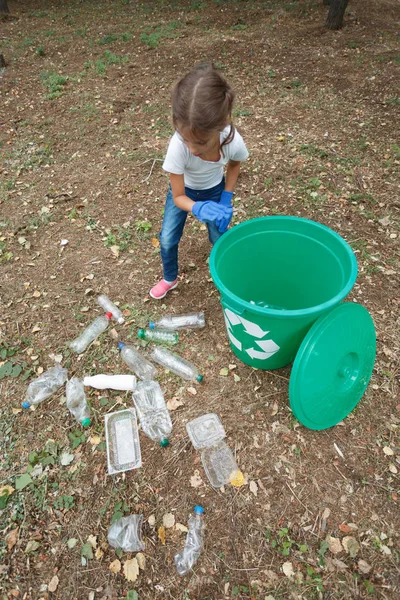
162, 126, 249, 190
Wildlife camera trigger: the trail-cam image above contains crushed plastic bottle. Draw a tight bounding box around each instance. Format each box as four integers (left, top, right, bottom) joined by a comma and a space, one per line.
118, 342, 157, 380
83, 374, 137, 391
66, 377, 91, 426
69, 312, 112, 354
105, 408, 142, 473
107, 514, 145, 552
150, 347, 203, 382
132, 380, 172, 447
22, 365, 68, 409
174, 506, 205, 576
138, 328, 178, 345
97, 295, 125, 324
149, 312, 205, 330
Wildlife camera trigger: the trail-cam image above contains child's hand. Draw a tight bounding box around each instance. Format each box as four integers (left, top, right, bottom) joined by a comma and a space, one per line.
219, 190, 233, 206
216, 205, 233, 233
192, 201, 227, 224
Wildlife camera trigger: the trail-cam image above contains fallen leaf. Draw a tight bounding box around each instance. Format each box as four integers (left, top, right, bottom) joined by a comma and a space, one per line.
6, 527, 19, 551
110, 245, 120, 258
158, 526, 166, 545
0, 485, 14, 498
339, 523, 352, 534
25, 540, 41, 554
358, 559, 372, 574
190, 470, 203, 488
389, 464, 398, 474
326, 535, 343, 554
60, 452, 74, 466
379, 216, 390, 227
342, 536, 360, 557
167, 397, 185, 411
148, 515, 156, 527
60, 239, 69, 246
187, 386, 197, 396
331, 558, 348, 571
67, 538, 78, 549
89, 435, 101, 446
151, 237, 160, 248
175, 522, 188, 533
31, 325, 41, 333
163, 513, 175, 529
95, 546, 104, 560
81, 542, 94, 560
383, 446, 394, 456
219, 367, 229, 376
32, 290, 41, 298
12, 407, 22, 415
230, 470, 245, 487
282, 561, 294, 579
249, 480, 258, 496
321, 508, 331, 521
48, 575, 59, 593
15, 473, 32, 491
271, 402, 279, 416
109, 559, 121, 574
233, 373, 241, 382
136, 552, 146, 570
123, 558, 139, 582
87, 535, 97, 550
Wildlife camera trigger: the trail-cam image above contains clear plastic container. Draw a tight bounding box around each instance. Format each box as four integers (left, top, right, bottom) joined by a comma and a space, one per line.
97, 295, 125, 324
118, 342, 157, 380
107, 514, 145, 552
83, 374, 137, 391
149, 312, 205, 331
174, 506, 205, 575
150, 347, 203, 382
132, 380, 172, 446
186, 413, 225, 450
22, 365, 68, 409
66, 377, 91, 426
105, 409, 142, 474
138, 329, 178, 345
69, 313, 112, 354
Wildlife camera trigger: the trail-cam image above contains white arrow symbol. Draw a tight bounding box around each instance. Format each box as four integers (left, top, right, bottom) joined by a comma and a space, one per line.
225, 308, 242, 326
246, 347, 275, 360
224, 314, 242, 351
255, 339, 280, 354
240, 315, 270, 339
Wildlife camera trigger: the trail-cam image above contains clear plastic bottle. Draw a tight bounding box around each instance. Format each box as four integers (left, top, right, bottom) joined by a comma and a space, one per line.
137, 328, 178, 345
66, 377, 91, 426
174, 506, 205, 576
83, 374, 137, 391
22, 365, 68, 409
132, 380, 172, 447
97, 295, 125, 324
149, 312, 205, 331
150, 347, 203, 382
69, 312, 112, 354
118, 342, 157, 380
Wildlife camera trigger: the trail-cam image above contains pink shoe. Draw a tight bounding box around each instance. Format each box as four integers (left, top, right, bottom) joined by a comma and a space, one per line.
149, 278, 178, 300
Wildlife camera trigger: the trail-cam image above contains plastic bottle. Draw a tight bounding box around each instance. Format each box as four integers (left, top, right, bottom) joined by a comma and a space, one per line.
66, 377, 91, 426
83, 374, 137, 391
132, 380, 172, 447
22, 365, 68, 409
150, 347, 203, 382
69, 312, 112, 354
137, 329, 178, 345
97, 295, 125, 324
118, 342, 157, 381
174, 506, 205, 576
149, 312, 205, 331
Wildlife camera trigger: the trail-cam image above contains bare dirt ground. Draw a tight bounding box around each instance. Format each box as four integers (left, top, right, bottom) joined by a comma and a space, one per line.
1, 0, 399, 599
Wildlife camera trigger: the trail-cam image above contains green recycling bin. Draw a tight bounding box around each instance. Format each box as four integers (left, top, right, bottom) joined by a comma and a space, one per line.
209, 217, 376, 430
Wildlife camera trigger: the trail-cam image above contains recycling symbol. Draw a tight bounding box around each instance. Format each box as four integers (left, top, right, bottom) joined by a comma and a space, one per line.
223, 308, 280, 360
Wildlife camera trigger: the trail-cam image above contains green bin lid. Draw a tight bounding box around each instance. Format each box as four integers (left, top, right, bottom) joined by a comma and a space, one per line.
289, 303, 376, 430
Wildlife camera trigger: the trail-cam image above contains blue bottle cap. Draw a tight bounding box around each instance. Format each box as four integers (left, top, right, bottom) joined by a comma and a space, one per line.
22, 401, 31, 409
194, 505, 204, 515
149, 321, 155, 330
117, 342, 126, 350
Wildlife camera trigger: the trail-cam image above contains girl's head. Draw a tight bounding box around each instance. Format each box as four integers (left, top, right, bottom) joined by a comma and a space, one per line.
171, 63, 235, 154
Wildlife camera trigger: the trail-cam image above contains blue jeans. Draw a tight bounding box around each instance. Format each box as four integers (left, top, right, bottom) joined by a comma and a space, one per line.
160, 178, 225, 282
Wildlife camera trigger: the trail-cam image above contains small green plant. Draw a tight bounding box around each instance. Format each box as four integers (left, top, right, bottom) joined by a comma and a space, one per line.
54, 494, 75, 511
0, 343, 32, 380
111, 500, 130, 524
35, 45, 45, 56
290, 78, 303, 88
98, 34, 119, 45
40, 72, 68, 99
0, 240, 13, 264
135, 220, 152, 233
68, 429, 87, 449
140, 21, 181, 49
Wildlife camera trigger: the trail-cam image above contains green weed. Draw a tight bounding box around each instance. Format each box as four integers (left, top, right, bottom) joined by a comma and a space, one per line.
40, 72, 68, 99
140, 21, 181, 49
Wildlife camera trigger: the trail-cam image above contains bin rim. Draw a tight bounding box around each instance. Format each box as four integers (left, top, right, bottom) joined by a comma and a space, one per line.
209, 216, 358, 319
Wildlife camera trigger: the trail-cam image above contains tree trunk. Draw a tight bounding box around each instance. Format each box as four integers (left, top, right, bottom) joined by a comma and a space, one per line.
323, 0, 330, 6
325, 0, 349, 30
0, 0, 9, 14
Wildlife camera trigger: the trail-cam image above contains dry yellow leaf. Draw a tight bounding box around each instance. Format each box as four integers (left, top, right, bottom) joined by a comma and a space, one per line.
158, 526, 166, 545
32, 290, 41, 298
12, 408, 22, 415
95, 546, 104, 560
136, 552, 146, 570
89, 435, 101, 446
151, 237, 160, 248
6, 527, 19, 551
87, 534, 97, 549
123, 557, 139, 582
109, 559, 121, 574
230, 470, 245, 487
0, 485, 14, 497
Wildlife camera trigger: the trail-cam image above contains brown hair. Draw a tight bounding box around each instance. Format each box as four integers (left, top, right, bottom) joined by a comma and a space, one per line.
171, 63, 235, 148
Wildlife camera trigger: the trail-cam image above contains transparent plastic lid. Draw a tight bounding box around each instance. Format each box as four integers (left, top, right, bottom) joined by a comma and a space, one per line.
201, 441, 238, 488
186, 413, 225, 449
105, 409, 142, 474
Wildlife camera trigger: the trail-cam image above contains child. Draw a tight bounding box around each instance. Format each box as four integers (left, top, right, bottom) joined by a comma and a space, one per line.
150, 63, 249, 300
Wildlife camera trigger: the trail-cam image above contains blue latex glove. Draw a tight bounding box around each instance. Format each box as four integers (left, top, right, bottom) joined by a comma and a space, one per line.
192, 201, 226, 224
220, 190, 233, 206
215, 205, 233, 233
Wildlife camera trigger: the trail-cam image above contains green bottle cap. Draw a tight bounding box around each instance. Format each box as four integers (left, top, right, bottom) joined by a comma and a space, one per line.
160, 438, 170, 448
196, 374, 204, 383
137, 329, 145, 339
81, 418, 91, 427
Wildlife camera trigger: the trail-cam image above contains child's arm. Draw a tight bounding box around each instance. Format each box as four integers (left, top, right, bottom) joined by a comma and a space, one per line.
224, 159, 241, 192
170, 173, 195, 212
